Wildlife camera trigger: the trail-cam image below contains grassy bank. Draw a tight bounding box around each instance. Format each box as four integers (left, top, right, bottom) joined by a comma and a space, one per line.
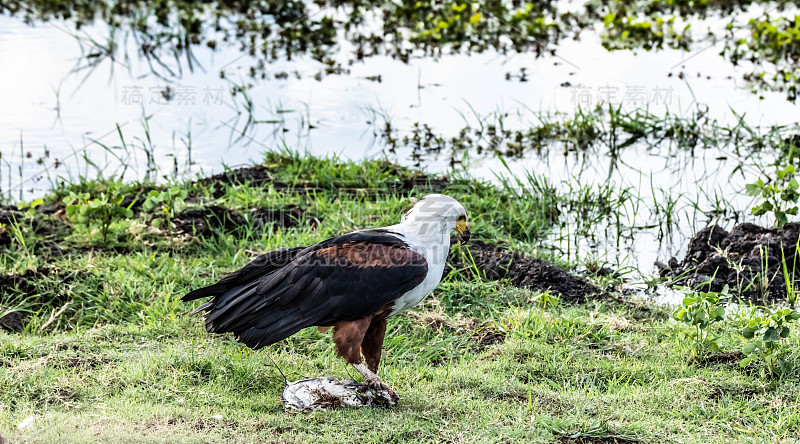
1, 153, 800, 443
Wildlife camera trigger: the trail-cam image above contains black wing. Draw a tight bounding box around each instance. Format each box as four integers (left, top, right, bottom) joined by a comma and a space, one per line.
183, 246, 306, 303
183, 231, 428, 349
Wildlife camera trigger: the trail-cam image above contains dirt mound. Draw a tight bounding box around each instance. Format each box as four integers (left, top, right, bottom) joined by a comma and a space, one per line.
0, 268, 49, 332
663, 223, 800, 302
196, 166, 277, 190
0, 306, 25, 333
471, 324, 506, 350
699, 351, 744, 366
0, 268, 80, 333
0, 205, 23, 247
119, 185, 159, 211
447, 240, 600, 303
1, 205, 69, 258
173, 205, 305, 236
0, 268, 46, 297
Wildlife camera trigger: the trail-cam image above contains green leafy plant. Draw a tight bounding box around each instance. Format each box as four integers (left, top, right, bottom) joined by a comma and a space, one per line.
143, 186, 188, 251
672, 286, 729, 358
740, 307, 800, 376
746, 164, 800, 227
63, 183, 134, 244
142, 185, 187, 230
532, 290, 559, 310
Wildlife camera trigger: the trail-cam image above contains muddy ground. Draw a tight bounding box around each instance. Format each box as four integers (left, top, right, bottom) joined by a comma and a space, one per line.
663, 222, 800, 302
0, 269, 50, 332
447, 240, 600, 304
173, 204, 305, 236
0, 305, 25, 333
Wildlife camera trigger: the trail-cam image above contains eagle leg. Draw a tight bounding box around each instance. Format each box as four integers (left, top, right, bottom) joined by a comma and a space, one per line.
333, 318, 372, 366
334, 318, 398, 402
361, 317, 387, 373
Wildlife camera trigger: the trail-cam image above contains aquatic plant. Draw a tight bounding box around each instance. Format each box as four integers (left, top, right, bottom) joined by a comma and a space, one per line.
724, 13, 800, 101
745, 164, 800, 227
601, 10, 691, 51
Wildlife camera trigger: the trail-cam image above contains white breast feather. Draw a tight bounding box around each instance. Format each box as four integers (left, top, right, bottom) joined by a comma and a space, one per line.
385, 222, 449, 315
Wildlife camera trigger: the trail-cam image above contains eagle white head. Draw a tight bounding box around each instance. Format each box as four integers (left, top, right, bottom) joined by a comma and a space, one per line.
401, 194, 470, 243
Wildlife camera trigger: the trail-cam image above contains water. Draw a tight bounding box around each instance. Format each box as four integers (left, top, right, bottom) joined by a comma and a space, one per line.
1, 2, 799, 295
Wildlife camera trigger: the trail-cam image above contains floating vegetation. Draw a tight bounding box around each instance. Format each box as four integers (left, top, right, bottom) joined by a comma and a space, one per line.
3, 0, 798, 101
375, 104, 800, 165
724, 12, 800, 101
601, 10, 691, 51
586, 0, 773, 18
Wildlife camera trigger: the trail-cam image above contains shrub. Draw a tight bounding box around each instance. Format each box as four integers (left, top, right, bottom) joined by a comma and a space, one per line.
63, 182, 134, 244
740, 307, 800, 376
672, 286, 729, 358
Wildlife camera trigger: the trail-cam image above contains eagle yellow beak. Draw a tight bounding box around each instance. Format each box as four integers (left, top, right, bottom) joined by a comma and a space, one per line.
456, 219, 471, 244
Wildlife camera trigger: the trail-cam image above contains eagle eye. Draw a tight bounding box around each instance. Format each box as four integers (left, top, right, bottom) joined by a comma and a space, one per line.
457, 214, 466, 222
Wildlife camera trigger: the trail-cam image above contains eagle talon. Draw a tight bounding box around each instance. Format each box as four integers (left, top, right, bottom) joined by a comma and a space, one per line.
366, 380, 399, 404
365, 377, 390, 392
354, 378, 399, 404
353, 363, 398, 404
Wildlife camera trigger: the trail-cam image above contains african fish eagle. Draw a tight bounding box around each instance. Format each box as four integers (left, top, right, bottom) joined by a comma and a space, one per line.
182, 194, 470, 396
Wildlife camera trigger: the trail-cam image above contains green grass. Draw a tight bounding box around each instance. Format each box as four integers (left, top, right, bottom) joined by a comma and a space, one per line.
2, 286, 800, 443
1, 152, 800, 443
